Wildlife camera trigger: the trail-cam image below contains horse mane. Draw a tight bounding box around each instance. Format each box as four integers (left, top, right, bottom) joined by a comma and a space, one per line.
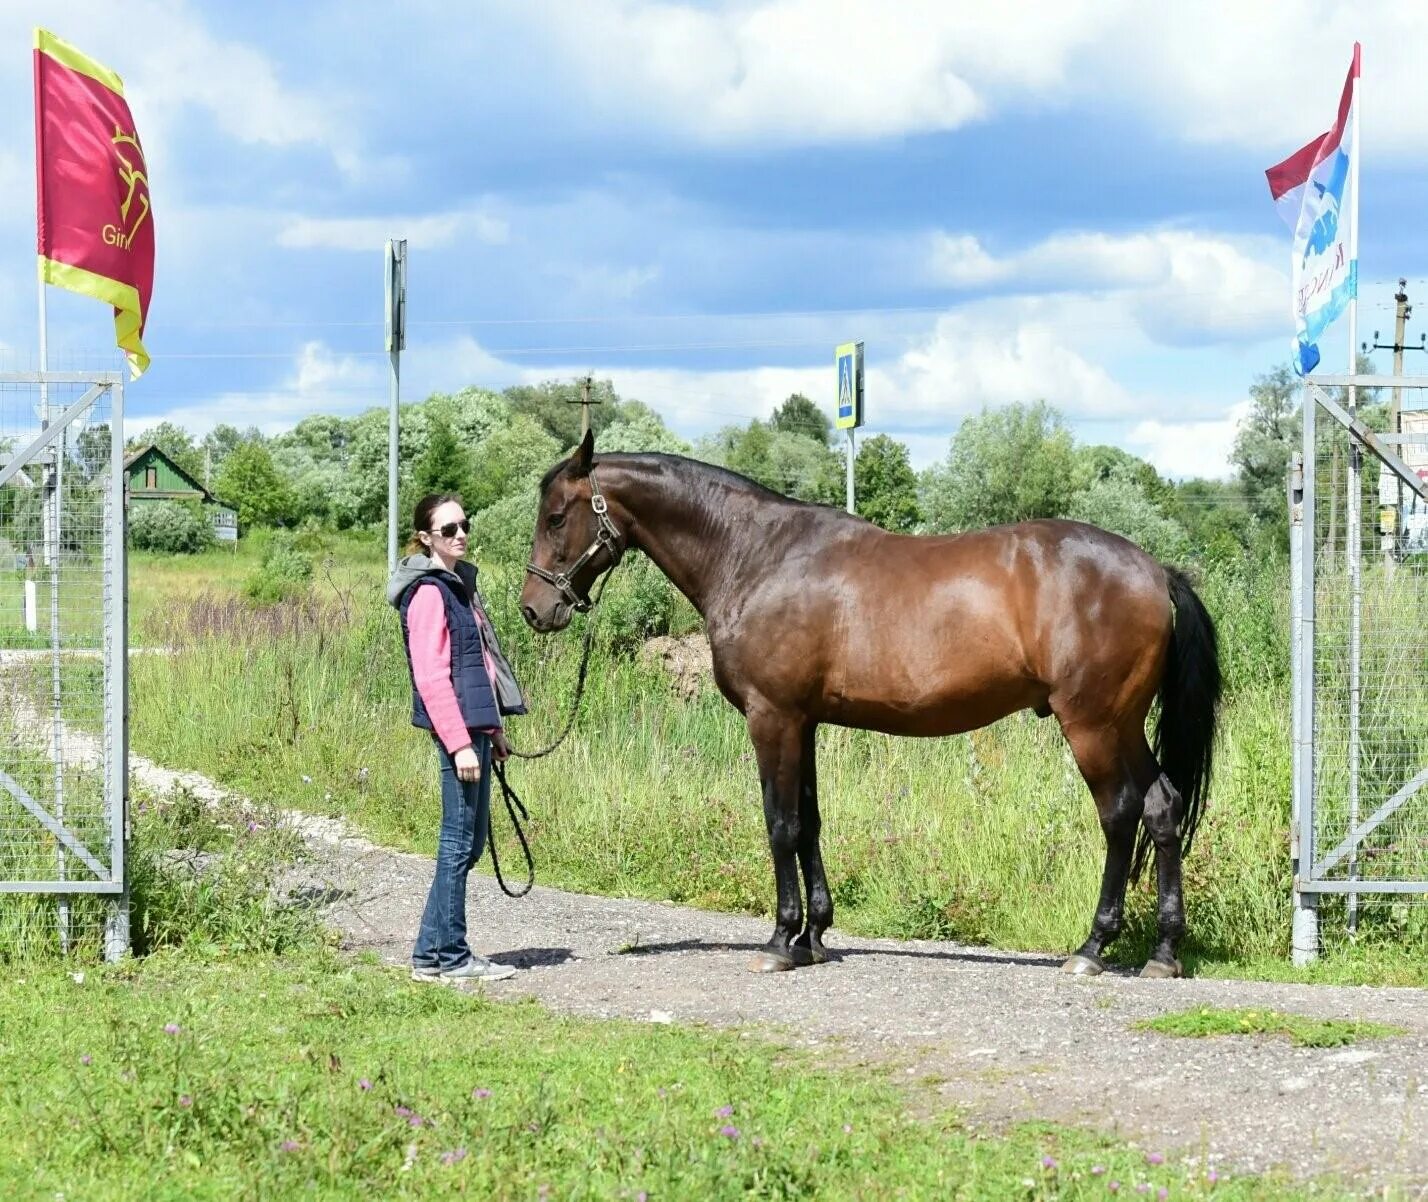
541, 449, 843, 515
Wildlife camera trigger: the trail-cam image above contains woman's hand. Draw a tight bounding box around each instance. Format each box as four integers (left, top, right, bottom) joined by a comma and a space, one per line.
453, 745, 482, 782
492, 730, 511, 763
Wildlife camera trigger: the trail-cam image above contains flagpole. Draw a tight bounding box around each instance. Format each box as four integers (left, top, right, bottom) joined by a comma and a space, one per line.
35, 70, 70, 953
1345, 45, 1363, 935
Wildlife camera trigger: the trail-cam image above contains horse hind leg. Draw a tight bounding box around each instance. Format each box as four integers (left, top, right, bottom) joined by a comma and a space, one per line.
1139, 772, 1186, 979
1059, 724, 1147, 977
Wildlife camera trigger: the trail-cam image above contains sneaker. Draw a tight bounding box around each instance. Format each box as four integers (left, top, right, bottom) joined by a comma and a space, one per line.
441, 955, 517, 983
411, 965, 443, 983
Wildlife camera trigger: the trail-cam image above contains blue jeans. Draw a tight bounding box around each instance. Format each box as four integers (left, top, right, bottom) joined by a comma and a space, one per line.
412, 733, 492, 971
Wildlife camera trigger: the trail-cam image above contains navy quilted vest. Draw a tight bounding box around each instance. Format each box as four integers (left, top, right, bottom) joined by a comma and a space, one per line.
397, 573, 502, 733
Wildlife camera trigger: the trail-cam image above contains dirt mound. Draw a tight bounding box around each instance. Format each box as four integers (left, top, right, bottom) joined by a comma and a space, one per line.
639, 633, 713, 699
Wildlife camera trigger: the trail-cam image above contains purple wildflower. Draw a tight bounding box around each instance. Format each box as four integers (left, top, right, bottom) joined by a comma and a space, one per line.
394, 1105, 413, 1118
79, 1054, 92, 1066
1108, 1183, 1121, 1194
408, 1115, 424, 1128
1158, 1189, 1169, 1201
358, 1078, 372, 1091
1146, 1152, 1164, 1166
1207, 1170, 1220, 1185
472, 1088, 491, 1100
1136, 1186, 1150, 1196
1042, 1156, 1058, 1171
179, 1095, 193, 1108
163, 1023, 181, 1035
1091, 1165, 1106, 1176
441, 1147, 468, 1166
715, 1104, 733, 1118
720, 1125, 740, 1139
280, 1139, 301, 1153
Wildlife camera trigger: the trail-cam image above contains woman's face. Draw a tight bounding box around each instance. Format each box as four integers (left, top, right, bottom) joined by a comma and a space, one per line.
424, 500, 469, 560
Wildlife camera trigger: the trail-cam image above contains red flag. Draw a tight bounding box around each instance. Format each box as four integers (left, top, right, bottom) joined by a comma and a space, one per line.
34, 28, 154, 378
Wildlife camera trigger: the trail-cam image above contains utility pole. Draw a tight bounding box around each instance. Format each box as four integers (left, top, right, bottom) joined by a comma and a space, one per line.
1364, 279, 1426, 567
385, 239, 407, 575
567, 374, 601, 441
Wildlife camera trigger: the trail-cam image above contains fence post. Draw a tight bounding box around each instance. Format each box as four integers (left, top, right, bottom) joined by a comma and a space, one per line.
1293, 394, 1319, 963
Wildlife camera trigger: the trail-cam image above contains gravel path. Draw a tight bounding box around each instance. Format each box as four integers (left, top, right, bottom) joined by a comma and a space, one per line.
124, 753, 1428, 1193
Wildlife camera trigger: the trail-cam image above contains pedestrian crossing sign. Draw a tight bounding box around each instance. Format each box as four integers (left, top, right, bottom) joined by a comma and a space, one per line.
835, 341, 864, 430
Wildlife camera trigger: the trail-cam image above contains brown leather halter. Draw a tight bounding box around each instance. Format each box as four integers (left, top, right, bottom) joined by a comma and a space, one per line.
524, 470, 623, 612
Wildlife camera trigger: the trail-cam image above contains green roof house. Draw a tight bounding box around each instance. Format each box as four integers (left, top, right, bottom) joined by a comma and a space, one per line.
124, 445, 238, 541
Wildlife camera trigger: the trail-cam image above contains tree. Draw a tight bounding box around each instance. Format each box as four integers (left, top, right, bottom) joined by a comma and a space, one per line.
854, 434, 921, 531
771, 393, 832, 446
920, 401, 1075, 532
201, 424, 261, 487
413, 415, 474, 499
504, 379, 622, 447
466, 414, 561, 512
131, 421, 203, 481
1067, 477, 1192, 563
213, 441, 297, 529
1230, 363, 1300, 523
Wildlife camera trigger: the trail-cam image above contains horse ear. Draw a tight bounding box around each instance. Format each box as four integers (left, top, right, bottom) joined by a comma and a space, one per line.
572, 428, 595, 477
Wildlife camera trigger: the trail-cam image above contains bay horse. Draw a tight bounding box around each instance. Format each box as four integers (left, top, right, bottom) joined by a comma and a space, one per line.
521, 432, 1221, 978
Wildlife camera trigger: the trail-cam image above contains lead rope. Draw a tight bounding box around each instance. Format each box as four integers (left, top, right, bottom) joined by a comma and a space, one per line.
485, 564, 617, 897
506, 565, 614, 760
487, 761, 533, 897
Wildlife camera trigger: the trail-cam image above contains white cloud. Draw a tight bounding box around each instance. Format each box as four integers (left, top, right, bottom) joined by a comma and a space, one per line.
4, 1, 355, 174
128, 341, 384, 437
278, 210, 509, 252
0, 151, 26, 228
521, 0, 1114, 145
500, 2, 1427, 158
1125, 402, 1250, 481
1098, 5, 1428, 157
928, 229, 1288, 346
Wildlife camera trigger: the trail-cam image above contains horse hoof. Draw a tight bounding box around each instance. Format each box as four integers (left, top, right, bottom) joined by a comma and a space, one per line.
790, 942, 828, 967
1139, 958, 1183, 980
1061, 954, 1105, 976
748, 951, 796, 973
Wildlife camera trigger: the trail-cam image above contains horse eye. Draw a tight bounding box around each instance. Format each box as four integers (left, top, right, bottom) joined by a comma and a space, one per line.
548, 513, 565, 529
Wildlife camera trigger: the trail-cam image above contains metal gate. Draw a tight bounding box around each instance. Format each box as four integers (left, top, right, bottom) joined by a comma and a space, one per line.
1291, 373, 1428, 962
0, 371, 127, 961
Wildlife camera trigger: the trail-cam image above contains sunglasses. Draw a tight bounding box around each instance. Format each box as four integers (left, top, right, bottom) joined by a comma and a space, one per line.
430, 519, 471, 539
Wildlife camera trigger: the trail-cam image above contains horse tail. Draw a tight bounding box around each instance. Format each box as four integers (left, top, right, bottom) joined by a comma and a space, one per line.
1132, 566, 1222, 882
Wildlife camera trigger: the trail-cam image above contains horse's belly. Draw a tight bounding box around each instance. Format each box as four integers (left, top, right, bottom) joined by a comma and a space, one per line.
819, 655, 1044, 737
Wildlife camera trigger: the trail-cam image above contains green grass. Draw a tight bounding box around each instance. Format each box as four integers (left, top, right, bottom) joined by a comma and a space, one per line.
1136, 1006, 1405, 1048
0, 955, 1350, 1201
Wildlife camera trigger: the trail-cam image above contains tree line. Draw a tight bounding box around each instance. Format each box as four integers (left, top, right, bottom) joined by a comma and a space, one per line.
125, 366, 1341, 568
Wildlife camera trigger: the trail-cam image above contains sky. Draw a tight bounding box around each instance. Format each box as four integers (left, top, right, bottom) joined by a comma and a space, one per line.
3, 1, 1428, 478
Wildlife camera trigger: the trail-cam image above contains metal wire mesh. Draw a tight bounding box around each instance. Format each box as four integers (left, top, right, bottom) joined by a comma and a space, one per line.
0, 372, 124, 960
1308, 387, 1428, 946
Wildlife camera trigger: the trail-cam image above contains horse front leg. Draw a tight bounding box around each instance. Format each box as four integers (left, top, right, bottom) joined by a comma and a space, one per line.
747, 708, 804, 973
792, 722, 833, 966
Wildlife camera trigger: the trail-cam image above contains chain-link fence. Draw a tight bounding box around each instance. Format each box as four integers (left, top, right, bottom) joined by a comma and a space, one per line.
1292, 376, 1428, 960
0, 371, 127, 962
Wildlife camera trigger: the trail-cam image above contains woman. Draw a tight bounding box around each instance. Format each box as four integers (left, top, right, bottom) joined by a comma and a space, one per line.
387, 493, 528, 984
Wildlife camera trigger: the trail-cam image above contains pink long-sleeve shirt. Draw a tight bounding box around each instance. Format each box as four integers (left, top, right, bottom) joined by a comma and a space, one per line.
406, 584, 503, 754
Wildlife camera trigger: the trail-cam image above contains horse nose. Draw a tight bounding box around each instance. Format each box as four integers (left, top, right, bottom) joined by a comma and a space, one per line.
521, 604, 540, 628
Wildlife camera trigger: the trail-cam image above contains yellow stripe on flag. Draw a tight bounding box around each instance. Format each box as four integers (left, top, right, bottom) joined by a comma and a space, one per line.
39, 258, 151, 379
34, 28, 126, 95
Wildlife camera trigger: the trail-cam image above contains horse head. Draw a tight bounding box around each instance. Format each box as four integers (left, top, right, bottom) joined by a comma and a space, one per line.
521, 430, 625, 632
